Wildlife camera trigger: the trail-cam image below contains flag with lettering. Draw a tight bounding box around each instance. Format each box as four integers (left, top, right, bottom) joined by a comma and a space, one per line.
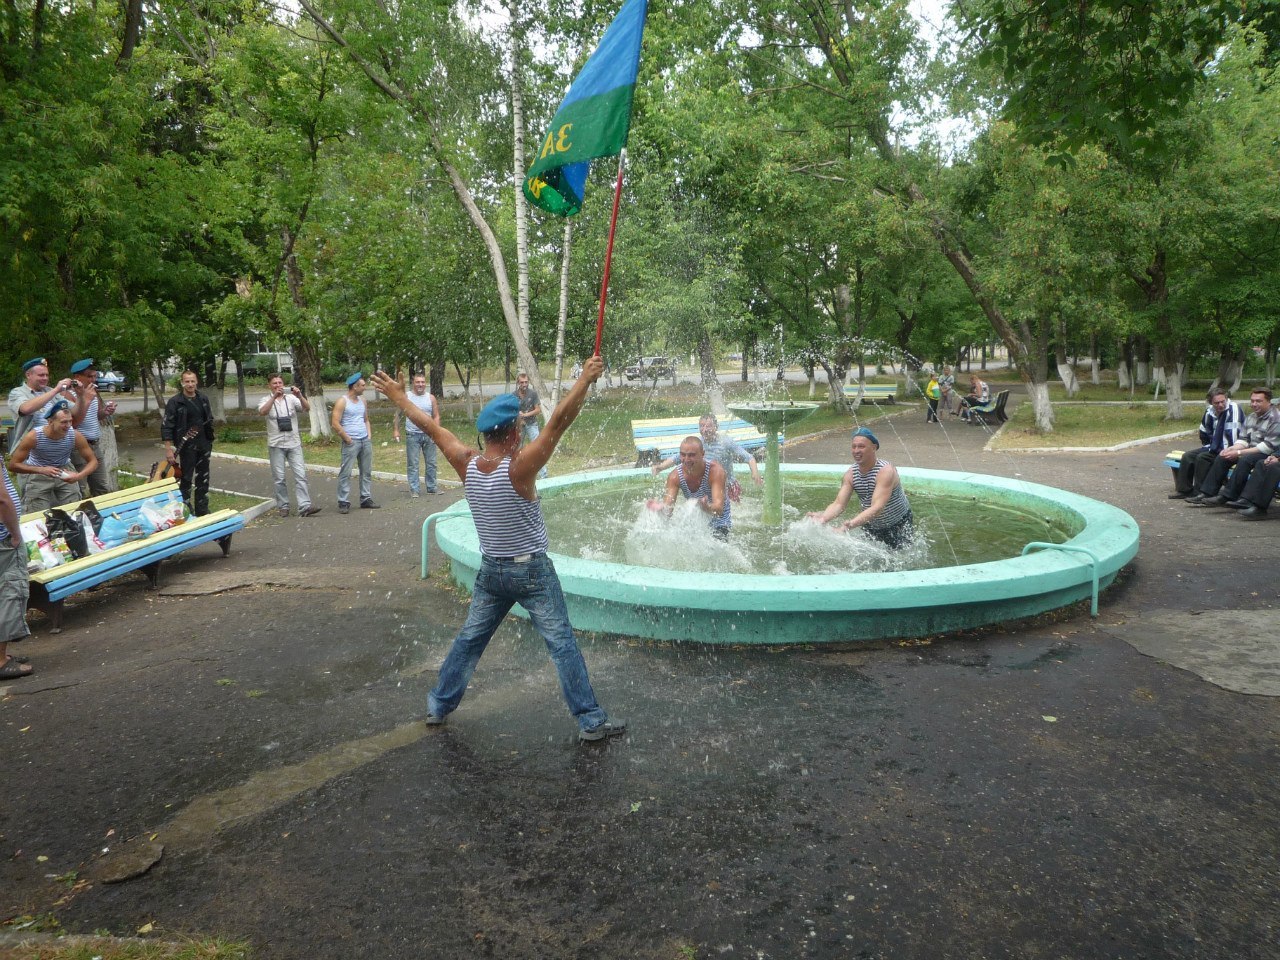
523, 0, 648, 217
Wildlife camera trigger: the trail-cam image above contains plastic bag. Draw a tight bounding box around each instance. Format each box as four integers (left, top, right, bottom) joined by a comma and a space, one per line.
76, 511, 107, 555
45, 508, 88, 559
99, 512, 153, 548
138, 495, 183, 532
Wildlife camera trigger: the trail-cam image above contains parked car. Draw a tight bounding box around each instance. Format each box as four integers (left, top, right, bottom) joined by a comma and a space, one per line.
625, 356, 675, 380
95, 370, 132, 392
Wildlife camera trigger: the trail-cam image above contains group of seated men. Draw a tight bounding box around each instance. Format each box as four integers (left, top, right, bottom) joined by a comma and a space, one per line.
1171, 387, 1280, 520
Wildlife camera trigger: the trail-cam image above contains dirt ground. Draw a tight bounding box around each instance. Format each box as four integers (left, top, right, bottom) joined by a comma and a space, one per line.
2, 391, 1277, 960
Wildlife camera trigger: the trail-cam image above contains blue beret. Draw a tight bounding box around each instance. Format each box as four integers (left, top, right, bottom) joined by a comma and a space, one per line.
70, 358, 95, 374
345, 372, 364, 388
477, 393, 520, 433
22, 357, 46, 372
852, 427, 879, 446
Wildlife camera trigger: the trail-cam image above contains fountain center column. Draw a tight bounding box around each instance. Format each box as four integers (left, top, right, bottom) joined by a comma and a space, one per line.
727, 401, 819, 525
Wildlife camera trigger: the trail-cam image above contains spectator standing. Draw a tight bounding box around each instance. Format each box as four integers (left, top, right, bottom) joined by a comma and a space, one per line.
514, 371, 548, 480
258, 375, 320, 518
332, 372, 378, 514
1169, 389, 1244, 499
937, 365, 956, 415
8, 358, 76, 457
393, 373, 440, 498
0, 462, 33, 680
67, 358, 118, 495
161, 370, 216, 517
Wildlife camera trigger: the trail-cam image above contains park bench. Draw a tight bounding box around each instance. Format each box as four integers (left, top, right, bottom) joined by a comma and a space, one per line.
1164, 450, 1280, 500
631, 416, 777, 467
22, 478, 245, 632
964, 389, 1010, 425
842, 383, 898, 404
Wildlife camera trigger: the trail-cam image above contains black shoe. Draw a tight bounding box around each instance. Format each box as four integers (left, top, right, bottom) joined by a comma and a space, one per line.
1239, 506, 1267, 520
1184, 495, 1207, 505
1226, 499, 1250, 509
579, 719, 627, 742
360, 500, 380, 509
1201, 495, 1230, 507
1167, 492, 1188, 500
338, 502, 350, 515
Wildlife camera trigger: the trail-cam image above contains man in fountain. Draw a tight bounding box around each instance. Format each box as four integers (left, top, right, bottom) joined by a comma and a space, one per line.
659, 436, 731, 540
369, 357, 626, 743
651, 414, 762, 502
807, 427, 915, 548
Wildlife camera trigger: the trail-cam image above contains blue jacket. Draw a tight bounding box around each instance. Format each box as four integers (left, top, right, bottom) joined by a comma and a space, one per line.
1198, 401, 1245, 451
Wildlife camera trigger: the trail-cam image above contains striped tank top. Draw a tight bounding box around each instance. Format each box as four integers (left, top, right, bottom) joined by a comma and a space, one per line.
341, 396, 368, 440
677, 463, 731, 533
0, 463, 20, 540
851, 459, 910, 531
465, 457, 548, 558
78, 396, 101, 441
27, 425, 76, 468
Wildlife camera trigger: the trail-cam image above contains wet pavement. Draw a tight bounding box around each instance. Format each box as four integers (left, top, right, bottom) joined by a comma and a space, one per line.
2, 389, 1278, 959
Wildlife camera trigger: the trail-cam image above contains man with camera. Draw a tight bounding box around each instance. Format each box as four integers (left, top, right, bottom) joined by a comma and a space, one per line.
258, 375, 320, 518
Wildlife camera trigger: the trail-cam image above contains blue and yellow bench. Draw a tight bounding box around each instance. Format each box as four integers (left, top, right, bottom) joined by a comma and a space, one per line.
631, 416, 777, 467
23, 478, 245, 632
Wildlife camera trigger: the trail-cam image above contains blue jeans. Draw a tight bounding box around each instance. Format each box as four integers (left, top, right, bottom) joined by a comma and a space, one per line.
269, 444, 312, 510
337, 436, 372, 504
428, 554, 608, 731
405, 431, 437, 494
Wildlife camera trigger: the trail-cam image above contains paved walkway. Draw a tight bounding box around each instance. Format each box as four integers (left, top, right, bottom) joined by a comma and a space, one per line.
2, 388, 1277, 959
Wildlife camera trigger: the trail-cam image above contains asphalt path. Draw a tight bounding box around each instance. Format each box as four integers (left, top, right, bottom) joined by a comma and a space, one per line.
2, 386, 1276, 959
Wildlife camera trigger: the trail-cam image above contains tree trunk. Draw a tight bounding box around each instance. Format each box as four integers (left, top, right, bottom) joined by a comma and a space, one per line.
117, 0, 142, 67
293, 339, 330, 437
97, 413, 121, 493
1089, 331, 1100, 385
1157, 344, 1185, 419
1027, 379, 1054, 432
235, 357, 247, 411
509, 1, 531, 346
697, 332, 728, 418
551, 220, 573, 410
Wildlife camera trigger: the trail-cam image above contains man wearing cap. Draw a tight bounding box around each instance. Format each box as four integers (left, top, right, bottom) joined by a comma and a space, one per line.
258, 375, 320, 518
68, 359, 118, 495
9, 401, 98, 515
8, 358, 76, 458
331, 373, 378, 514
370, 356, 626, 743
161, 370, 216, 517
808, 427, 915, 548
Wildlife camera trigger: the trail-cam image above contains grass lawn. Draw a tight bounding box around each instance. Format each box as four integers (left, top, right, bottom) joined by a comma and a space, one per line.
992, 403, 1197, 449
0, 935, 251, 960
204, 382, 898, 477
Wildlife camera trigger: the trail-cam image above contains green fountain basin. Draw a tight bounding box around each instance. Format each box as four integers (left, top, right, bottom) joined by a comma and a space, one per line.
424, 466, 1140, 645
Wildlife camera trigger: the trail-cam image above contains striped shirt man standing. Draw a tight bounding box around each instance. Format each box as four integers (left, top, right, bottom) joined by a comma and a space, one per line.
371, 357, 626, 743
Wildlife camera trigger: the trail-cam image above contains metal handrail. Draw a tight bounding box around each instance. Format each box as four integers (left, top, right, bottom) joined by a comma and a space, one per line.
1020, 542, 1102, 616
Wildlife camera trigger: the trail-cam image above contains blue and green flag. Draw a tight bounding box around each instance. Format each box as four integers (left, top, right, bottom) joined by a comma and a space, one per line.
523, 0, 648, 217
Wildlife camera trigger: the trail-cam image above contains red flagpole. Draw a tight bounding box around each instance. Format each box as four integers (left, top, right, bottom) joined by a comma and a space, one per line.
594, 150, 627, 357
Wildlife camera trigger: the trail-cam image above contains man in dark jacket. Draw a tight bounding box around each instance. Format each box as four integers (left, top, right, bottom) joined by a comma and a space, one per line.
161, 370, 216, 516
1169, 388, 1245, 499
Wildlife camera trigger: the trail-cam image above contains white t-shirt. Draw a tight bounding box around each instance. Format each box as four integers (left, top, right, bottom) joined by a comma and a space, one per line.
262, 393, 304, 449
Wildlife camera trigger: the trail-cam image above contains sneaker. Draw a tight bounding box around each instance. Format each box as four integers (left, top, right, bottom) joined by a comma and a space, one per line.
360, 500, 381, 509
409, 491, 420, 499
424, 713, 446, 726
300, 505, 322, 517
338, 502, 350, 515
579, 719, 627, 742
278, 507, 290, 518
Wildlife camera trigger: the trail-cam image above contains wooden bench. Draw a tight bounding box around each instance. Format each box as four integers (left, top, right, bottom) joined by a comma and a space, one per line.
1164, 449, 1280, 500
22, 478, 245, 632
842, 383, 898, 404
964, 389, 1010, 425
631, 417, 777, 467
